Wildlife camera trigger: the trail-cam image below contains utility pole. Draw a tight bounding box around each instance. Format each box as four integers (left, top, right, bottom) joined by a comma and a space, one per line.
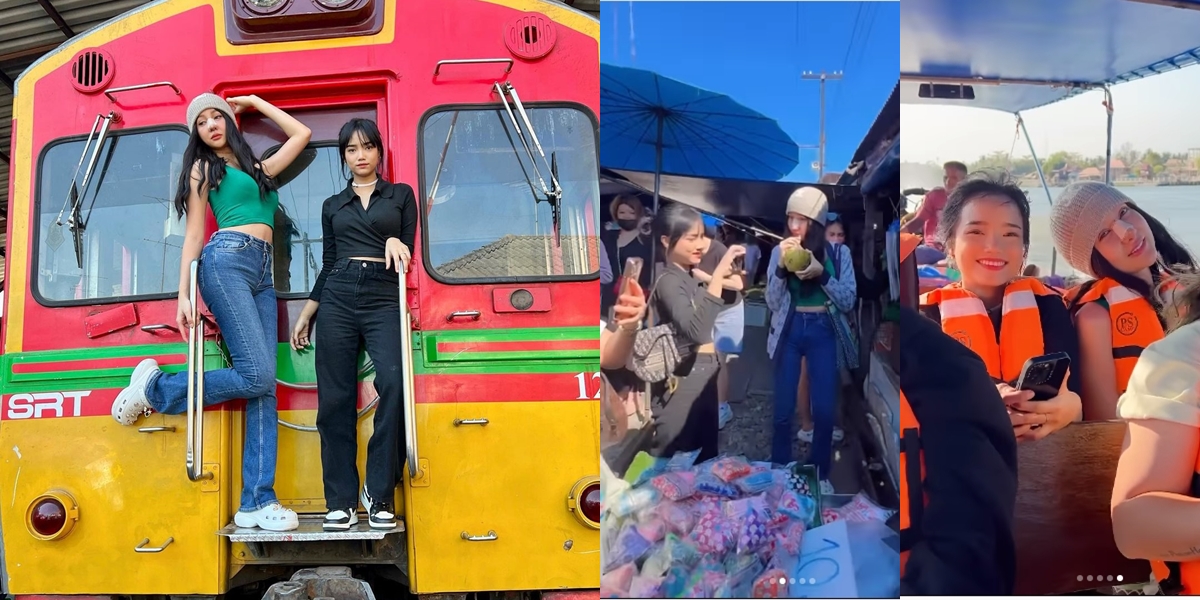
802, 71, 843, 178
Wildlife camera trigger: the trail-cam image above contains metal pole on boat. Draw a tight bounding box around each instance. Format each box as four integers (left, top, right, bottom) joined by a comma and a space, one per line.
1104, 86, 1114, 186
1017, 112, 1059, 276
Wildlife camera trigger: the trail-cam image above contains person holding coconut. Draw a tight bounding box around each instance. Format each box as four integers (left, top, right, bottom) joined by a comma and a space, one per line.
765, 187, 857, 493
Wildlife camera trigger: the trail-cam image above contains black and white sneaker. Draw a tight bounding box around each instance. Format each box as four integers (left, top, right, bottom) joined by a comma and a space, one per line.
323, 507, 358, 530
360, 485, 374, 515
369, 501, 397, 529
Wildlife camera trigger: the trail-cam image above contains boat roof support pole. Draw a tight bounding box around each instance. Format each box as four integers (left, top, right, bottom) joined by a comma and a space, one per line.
1017, 112, 1059, 275
1104, 86, 1115, 186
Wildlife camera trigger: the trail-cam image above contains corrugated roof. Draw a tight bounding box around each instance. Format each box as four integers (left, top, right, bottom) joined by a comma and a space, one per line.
0, 0, 598, 284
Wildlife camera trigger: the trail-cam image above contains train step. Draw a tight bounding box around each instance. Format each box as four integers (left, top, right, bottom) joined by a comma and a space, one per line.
218, 514, 405, 542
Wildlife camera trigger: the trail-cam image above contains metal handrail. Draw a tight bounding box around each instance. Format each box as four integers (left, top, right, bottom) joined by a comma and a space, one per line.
186, 260, 212, 482
104, 81, 181, 103
400, 270, 421, 479
433, 58, 513, 76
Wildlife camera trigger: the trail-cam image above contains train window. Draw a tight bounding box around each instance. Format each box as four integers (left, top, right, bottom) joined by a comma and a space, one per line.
34, 128, 189, 305
260, 143, 343, 297
420, 105, 600, 282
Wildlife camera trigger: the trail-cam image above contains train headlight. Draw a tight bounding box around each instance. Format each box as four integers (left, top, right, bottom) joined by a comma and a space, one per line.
567, 477, 600, 529
26, 490, 79, 540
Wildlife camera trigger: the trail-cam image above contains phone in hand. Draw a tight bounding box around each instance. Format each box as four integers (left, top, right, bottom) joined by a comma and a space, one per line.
1014, 352, 1071, 401
620, 257, 643, 297
731, 254, 745, 274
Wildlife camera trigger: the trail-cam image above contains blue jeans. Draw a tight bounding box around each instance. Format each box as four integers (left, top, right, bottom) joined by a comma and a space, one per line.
146, 231, 279, 512
772, 311, 838, 477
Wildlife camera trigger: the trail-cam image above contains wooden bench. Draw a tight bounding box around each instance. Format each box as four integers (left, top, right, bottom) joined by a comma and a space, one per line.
1013, 420, 1152, 595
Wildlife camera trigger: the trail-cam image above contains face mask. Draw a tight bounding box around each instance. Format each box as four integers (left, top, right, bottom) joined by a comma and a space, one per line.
617, 218, 640, 231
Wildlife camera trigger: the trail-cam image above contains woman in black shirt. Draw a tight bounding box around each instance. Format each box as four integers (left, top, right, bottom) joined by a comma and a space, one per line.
647, 202, 744, 463
290, 118, 417, 531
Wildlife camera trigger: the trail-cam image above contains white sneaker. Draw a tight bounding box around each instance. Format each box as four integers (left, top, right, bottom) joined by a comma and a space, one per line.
819, 479, 836, 496
323, 508, 358, 531
112, 359, 159, 425
718, 403, 733, 430
234, 503, 299, 532
797, 426, 845, 443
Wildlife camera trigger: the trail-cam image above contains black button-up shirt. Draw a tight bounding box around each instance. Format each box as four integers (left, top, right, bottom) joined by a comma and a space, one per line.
309, 179, 418, 301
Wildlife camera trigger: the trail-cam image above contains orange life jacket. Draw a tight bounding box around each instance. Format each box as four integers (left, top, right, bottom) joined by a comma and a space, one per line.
899, 389, 922, 577
1066, 277, 1166, 394
919, 278, 1059, 382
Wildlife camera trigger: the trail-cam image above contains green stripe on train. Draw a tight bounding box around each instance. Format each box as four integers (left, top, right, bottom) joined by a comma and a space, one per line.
1, 327, 598, 393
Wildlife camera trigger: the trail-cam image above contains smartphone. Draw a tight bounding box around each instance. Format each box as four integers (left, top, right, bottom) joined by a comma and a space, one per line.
619, 257, 643, 297
1014, 352, 1071, 401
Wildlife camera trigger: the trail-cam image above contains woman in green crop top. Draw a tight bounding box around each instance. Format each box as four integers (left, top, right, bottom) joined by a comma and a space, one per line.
112, 93, 311, 532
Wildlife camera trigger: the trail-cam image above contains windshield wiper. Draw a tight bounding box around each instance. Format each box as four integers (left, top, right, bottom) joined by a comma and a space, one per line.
55, 111, 117, 268
494, 81, 563, 245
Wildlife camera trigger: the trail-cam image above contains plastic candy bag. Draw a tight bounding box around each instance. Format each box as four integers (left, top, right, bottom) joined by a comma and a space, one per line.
774, 520, 805, 557
600, 563, 636, 595
735, 470, 775, 495
663, 565, 692, 599
711, 456, 754, 482
636, 517, 668, 544
837, 491, 898, 523
610, 486, 660, 519
629, 575, 666, 599
666, 449, 702, 472
736, 505, 770, 555
650, 470, 697, 501
695, 472, 739, 498
693, 509, 735, 555
656, 501, 697, 537
752, 568, 789, 598
603, 524, 652, 573
822, 507, 842, 525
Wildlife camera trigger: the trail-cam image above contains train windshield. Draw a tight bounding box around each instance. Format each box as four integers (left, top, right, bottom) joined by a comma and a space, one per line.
34, 129, 189, 304
421, 105, 599, 282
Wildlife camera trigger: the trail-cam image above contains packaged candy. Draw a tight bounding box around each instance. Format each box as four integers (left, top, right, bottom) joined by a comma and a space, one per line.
600, 563, 636, 595
603, 524, 652, 573
752, 568, 789, 598
656, 501, 697, 537
787, 464, 824, 529
774, 520, 805, 556
643, 534, 702, 578
629, 575, 666, 599
610, 486, 660, 519
599, 584, 623, 598
695, 472, 739, 497
838, 491, 898, 523
636, 517, 667, 543
710, 456, 754, 482
666, 449, 702, 472
706, 571, 732, 598
650, 471, 696, 501
624, 452, 669, 486
736, 504, 770, 555
822, 507, 841, 525
735, 470, 775, 495
663, 565, 692, 598
725, 552, 767, 595
693, 509, 735, 555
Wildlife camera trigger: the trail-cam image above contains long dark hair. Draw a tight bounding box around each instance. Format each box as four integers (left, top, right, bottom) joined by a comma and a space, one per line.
1078, 202, 1197, 324
174, 112, 276, 216
337, 117, 385, 178
796, 217, 827, 295
653, 202, 704, 262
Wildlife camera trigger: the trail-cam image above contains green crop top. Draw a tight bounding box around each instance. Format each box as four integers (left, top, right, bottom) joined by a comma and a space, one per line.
788, 255, 835, 307
207, 166, 279, 228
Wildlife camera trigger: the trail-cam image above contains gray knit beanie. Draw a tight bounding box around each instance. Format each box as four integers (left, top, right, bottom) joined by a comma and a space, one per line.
186, 93, 234, 133
1050, 181, 1130, 277
786, 186, 829, 224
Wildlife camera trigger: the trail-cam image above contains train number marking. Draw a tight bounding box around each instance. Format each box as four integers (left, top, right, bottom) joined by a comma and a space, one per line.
573, 372, 602, 400
5, 391, 92, 420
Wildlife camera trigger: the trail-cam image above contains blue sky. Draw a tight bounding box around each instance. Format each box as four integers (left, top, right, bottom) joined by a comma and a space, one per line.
601, 1, 899, 183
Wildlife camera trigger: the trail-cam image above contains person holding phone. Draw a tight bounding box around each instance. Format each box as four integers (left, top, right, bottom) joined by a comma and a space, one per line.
647, 202, 744, 463
289, 118, 417, 531
694, 228, 745, 431
919, 173, 1081, 441
1051, 182, 1196, 420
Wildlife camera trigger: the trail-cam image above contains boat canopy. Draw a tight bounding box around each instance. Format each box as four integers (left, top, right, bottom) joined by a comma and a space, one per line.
901, 0, 1200, 112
